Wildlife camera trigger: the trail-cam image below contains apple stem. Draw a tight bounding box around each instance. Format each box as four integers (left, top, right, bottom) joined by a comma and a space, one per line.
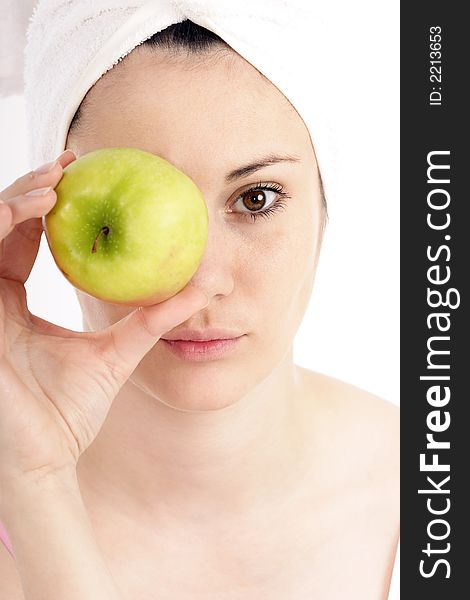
92, 226, 110, 253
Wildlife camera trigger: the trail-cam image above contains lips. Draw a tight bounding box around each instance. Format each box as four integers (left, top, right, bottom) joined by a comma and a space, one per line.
160, 330, 245, 361
161, 328, 243, 342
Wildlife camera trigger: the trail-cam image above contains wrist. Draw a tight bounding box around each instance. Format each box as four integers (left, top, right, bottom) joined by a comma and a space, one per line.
0, 466, 80, 521
0, 467, 123, 600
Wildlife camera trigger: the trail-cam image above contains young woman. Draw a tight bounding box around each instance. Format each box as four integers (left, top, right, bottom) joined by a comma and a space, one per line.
0, 19, 399, 600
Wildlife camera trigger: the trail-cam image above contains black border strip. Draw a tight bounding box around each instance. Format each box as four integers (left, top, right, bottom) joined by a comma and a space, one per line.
401, 3, 468, 597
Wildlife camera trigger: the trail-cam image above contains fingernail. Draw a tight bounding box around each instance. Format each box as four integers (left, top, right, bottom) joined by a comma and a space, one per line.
35, 160, 58, 175
58, 149, 76, 159
199, 292, 210, 308
25, 186, 52, 197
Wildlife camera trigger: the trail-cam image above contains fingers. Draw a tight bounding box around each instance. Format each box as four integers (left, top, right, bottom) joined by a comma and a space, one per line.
1, 187, 57, 240
91, 284, 209, 380
0, 150, 76, 203
0, 150, 77, 238
0, 150, 77, 283
0, 202, 13, 240
0, 218, 44, 283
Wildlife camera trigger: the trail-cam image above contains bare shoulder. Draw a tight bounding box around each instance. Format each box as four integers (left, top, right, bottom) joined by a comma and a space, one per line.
297, 368, 399, 592
297, 367, 399, 476
0, 540, 24, 599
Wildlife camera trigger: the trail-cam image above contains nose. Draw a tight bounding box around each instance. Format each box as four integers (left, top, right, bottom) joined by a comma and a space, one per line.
188, 214, 235, 301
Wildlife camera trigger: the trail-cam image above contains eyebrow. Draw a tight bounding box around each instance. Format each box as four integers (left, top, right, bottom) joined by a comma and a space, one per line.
225, 153, 301, 183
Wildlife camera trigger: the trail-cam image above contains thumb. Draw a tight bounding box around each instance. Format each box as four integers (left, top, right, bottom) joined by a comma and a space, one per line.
93, 285, 209, 379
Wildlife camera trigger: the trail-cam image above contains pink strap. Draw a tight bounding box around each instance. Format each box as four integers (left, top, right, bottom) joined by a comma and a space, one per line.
0, 519, 14, 558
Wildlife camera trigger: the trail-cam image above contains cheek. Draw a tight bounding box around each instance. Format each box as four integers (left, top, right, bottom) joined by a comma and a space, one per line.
236, 207, 320, 323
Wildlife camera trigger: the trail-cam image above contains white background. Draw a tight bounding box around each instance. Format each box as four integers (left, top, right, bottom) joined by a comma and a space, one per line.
0, 2, 399, 406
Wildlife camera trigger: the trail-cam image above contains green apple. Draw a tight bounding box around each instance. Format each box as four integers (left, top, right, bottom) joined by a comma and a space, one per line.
43, 147, 208, 306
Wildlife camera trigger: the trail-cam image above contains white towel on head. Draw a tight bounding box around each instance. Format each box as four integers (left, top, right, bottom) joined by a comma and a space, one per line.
18, 0, 346, 198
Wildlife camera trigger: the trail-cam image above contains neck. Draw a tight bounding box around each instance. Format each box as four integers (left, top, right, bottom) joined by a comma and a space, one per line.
77, 351, 310, 525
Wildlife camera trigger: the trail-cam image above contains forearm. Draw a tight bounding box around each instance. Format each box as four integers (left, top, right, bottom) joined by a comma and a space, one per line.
1, 472, 123, 600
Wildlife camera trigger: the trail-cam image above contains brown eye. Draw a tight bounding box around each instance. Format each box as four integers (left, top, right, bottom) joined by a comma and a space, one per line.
228, 183, 289, 222
231, 187, 279, 214
241, 190, 267, 211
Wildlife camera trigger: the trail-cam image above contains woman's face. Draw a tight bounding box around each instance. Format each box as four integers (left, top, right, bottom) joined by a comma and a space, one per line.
66, 45, 324, 411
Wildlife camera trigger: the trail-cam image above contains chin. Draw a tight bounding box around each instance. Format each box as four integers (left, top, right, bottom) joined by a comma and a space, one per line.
129, 342, 266, 412
133, 369, 252, 412
156, 386, 246, 413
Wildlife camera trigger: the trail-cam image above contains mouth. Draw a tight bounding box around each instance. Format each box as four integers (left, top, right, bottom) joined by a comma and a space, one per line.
160, 335, 245, 361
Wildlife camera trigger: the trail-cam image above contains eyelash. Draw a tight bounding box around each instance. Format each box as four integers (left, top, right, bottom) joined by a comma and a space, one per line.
230, 182, 290, 222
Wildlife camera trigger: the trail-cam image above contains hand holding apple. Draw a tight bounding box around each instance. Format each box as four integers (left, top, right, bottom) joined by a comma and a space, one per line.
43, 147, 208, 306
0, 150, 209, 485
